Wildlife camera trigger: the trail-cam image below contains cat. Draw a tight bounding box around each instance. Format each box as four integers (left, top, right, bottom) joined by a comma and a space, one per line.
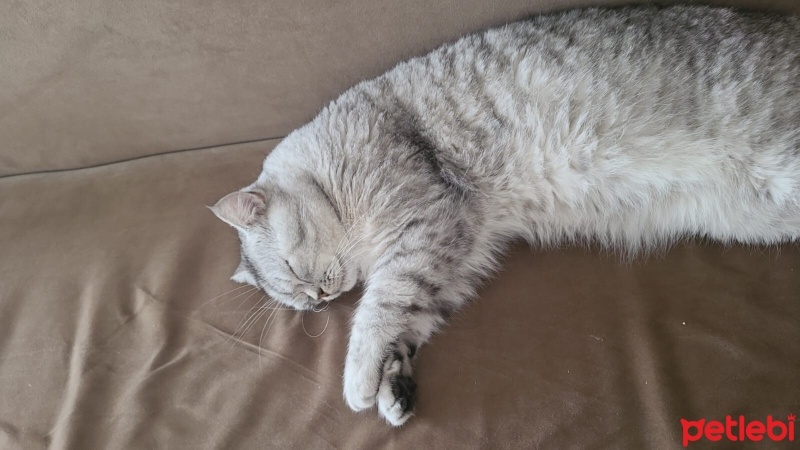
210, 5, 800, 426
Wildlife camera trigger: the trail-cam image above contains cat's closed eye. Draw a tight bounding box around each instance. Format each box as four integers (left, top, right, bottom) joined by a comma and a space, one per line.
285, 260, 308, 282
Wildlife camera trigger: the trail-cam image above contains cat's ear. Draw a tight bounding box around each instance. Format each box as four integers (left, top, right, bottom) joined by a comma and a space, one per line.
231, 260, 257, 285
209, 190, 267, 229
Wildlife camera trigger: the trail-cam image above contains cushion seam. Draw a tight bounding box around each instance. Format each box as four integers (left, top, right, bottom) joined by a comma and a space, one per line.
0, 135, 284, 181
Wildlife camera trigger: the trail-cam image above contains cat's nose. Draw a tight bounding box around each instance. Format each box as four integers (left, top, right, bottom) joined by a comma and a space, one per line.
317, 288, 328, 299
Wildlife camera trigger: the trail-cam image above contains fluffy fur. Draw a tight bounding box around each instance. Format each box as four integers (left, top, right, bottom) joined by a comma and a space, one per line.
210, 5, 800, 426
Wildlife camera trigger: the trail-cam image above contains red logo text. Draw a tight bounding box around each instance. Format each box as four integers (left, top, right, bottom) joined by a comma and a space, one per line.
681, 414, 796, 447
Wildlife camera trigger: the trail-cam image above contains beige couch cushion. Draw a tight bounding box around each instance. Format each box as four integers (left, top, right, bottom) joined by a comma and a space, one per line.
1, 142, 798, 448
1, 1, 799, 448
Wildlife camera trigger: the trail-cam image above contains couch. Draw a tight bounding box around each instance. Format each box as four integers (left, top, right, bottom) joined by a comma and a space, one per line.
2, 0, 799, 448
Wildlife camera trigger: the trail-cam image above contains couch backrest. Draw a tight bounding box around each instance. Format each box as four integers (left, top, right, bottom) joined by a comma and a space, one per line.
2, 0, 798, 177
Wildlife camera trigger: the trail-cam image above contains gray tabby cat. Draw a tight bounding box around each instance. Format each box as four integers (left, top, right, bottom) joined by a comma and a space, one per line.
210, 5, 800, 426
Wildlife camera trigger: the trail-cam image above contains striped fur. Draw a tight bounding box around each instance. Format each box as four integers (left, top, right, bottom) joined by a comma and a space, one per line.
211, 5, 800, 426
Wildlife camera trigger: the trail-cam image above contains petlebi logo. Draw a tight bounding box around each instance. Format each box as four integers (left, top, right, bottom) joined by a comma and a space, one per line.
681, 414, 796, 447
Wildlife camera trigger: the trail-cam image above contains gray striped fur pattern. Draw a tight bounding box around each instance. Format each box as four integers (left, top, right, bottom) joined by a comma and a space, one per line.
210, 5, 800, 426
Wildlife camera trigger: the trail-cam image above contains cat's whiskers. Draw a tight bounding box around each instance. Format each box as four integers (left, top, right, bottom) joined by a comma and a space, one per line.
329, 232, 354, 271
231, 307, 271, 350
243, 298, 283, 333
337, 249, 372, 274
226, 288, 260, 333
330, 213, 376, 271
259, 299, 292, 367
227, 305, 269, 350
258, 309, 278, 368
325, 252, 364, 288
328, 225, 357, 274
234, 298, 274, 348
333, 232, 368, 269
232, 296, 265, 335
329, 215, 423, 281
228, 294, 267, 348
219, 286, 259, 307
325, 213, 370, 281
330, 212, 368, 264
261, 303, 294, 310
302, 310, 331, 338
197, 284, 254, 309
312, 302, 330, 313
230, 296, 296, 351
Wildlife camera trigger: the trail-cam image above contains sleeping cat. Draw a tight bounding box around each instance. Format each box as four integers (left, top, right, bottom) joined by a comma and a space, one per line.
210, 5, 800, 426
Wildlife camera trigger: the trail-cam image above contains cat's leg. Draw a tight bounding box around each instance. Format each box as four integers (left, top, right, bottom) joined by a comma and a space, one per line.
343, 269, 454, 426
343, 210, 486, 425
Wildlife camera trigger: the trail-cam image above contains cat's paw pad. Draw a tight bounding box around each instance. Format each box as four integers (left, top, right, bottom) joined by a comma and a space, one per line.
377, 358, 417, 426
343, 361, 380, 411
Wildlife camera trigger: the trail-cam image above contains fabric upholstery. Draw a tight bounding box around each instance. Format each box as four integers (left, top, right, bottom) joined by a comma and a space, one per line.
3, 0, 799, 176
2, 142, 798, 448
1, 0, 799, 448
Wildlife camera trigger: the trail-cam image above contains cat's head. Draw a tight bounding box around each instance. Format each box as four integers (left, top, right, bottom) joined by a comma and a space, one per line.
210, 180, 359, 310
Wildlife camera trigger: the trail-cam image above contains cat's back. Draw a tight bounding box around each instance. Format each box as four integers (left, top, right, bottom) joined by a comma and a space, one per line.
335, 5, 800, 242
391, 5, 799, 140
494, 5, 800, 119
370, 5, 798, 197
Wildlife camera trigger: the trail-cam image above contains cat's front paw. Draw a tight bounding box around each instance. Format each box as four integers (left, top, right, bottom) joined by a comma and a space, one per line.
343, 339, 418, 426
377, 356, 417, 426
343, 350, 381, 411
